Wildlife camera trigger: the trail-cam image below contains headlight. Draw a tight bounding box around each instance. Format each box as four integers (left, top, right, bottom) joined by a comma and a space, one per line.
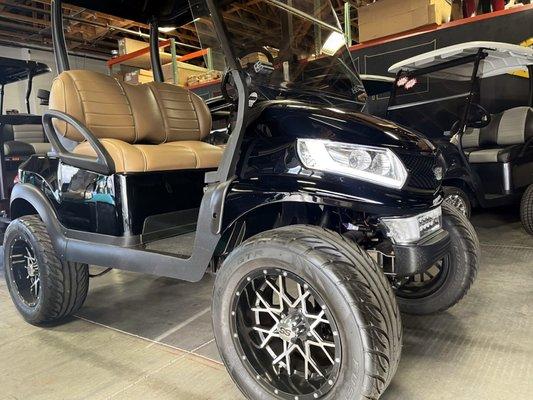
381, 207, 442, 244
297, 139, 408, 189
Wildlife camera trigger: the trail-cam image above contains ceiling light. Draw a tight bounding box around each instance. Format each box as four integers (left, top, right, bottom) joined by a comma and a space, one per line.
158, 26, 176, 33
321, 31, 346, 56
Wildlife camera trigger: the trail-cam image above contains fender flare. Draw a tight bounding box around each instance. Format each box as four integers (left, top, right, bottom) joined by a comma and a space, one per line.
10, 183, 68, 258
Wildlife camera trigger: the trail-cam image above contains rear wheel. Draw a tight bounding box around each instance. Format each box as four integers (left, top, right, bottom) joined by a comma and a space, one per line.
3, 215, 89, 325
443, 186, 471, 219
213, 225, 402, 400
520, 185, 533, 235
394, 203, 479, 315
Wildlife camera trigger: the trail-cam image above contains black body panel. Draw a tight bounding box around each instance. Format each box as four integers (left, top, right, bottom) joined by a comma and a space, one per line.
222, 101, 443, 228
18, 156, 209, 237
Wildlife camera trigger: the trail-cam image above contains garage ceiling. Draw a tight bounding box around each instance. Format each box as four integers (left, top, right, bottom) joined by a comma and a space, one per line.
0, 0, 377, 59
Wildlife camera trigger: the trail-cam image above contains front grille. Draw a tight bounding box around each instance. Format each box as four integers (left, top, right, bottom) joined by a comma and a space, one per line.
399, 153, 440, 190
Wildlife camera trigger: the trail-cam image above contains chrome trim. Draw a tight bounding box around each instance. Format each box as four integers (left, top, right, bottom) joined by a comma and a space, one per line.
502, 162, 512, 192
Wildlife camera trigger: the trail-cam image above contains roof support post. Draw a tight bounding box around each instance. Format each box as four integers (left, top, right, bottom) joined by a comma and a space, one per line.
149, 18, 164, 83
51, 0, 70, 74
344, 2, 351, 46
170, 38, 178, 85
527, 65, 533, 107
25, 68, 34, 114
0, 84, 4, 115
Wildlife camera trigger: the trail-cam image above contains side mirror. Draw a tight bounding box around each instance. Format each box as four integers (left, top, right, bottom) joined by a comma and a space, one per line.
37, 89, 50, 106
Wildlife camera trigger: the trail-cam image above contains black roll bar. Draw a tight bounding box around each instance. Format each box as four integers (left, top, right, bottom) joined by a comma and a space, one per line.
25, 68, 34, 114
42, 110, 115, 175
51, 0, 70, 74
149, 18, 164, 83
0, 84, 4, 115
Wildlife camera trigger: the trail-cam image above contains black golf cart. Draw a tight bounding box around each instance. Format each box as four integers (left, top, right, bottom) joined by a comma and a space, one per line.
0, 56, 51, 227
4, 1, 480, 398
386, 42, 533, 232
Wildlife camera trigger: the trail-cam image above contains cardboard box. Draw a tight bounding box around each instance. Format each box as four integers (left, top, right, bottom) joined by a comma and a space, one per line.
358, 0, 452, 42
118, 38, 150, 56
124, 69, 154, 85
161, 62, 211, 86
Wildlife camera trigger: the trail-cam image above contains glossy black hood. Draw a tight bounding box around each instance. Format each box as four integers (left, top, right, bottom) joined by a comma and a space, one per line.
250, 100, 437, 154
234, 100, 444, 214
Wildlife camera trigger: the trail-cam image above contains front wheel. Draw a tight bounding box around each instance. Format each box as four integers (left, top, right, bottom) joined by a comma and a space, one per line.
213, 225, 402, 400
443, 186, 471, 219
520, 185, 533, 235
394, 203, 480, 315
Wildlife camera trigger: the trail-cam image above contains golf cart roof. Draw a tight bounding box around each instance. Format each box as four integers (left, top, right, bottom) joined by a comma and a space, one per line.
0, 56, 50, 85
62, 0, 196, 26
388, 41, 533, 80
360, 75, 395, 96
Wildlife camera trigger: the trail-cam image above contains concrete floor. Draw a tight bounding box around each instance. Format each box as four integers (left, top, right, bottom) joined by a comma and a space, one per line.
0, 208, 531, 400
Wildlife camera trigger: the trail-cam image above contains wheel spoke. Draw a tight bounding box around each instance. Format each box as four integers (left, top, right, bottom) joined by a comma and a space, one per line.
232, 270, 340, 397
10, 239, 40, 306
264, 276, 293, 310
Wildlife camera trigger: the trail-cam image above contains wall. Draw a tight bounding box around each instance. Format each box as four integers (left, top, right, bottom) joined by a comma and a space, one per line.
1, 45, 108, 115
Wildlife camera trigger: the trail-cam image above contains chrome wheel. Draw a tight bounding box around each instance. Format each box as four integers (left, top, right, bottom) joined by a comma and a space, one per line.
10, 238, 40, 307
444, 194, 468, 217
230, 269, 341, 399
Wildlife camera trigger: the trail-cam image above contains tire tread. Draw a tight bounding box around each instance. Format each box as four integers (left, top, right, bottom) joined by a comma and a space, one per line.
233, 225, 402, 399
520, 185, 533, 235
4, 215, 89, 324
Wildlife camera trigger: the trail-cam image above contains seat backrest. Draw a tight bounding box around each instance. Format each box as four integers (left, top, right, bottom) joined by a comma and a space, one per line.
49, 70, 212, 144
1, 122, 45, 144
460, 106, 533, 149
493, 107, 532, 146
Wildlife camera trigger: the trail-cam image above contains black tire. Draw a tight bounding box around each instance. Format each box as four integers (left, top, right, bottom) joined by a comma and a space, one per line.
520, 185, 533, 235
443, 186, 471, 219
3, 215, 89, 325
213, 225, 402, 400
395, 203, 479, 315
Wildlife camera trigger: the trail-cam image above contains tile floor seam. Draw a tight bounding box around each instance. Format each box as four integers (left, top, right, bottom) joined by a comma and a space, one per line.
74, 315, 224, 366
480, 243, 533, 250
104, 353, 187, 400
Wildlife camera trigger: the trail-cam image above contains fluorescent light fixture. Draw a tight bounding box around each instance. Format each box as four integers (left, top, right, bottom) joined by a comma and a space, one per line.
158, 26, 176, 33
321, 31, 345, 56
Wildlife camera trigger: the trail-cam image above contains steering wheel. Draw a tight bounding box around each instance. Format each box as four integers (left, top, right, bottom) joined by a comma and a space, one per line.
468, 103, 491, 129
220, 68, 237, 103
220, 49, 275, 103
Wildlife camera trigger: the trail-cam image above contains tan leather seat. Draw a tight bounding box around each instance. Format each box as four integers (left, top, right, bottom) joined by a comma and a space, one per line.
49, 70, 222, 173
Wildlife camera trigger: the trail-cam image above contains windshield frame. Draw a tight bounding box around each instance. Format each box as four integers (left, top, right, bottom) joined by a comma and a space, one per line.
200, 0, 365, 110
387, 49, 489, 138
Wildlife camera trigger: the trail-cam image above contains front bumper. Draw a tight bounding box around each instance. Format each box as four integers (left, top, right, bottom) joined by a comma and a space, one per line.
392, 229, 450, 276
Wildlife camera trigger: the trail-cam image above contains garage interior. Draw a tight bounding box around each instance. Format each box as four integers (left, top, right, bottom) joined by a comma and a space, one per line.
1, 211, 531, 399
0, 1, 532, 399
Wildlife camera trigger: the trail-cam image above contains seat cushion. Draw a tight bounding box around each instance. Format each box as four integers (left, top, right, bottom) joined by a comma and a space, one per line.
73, 139, 222, 173
4, 141, 35, 157
467, 145, 521, 164
28, 143, 53, 155
162, 141, 223, 169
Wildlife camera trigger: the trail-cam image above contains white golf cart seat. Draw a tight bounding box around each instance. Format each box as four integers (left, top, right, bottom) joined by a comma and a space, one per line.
1, 121, 52, 156
459, 107, 533, 164
49, 70, 222, 173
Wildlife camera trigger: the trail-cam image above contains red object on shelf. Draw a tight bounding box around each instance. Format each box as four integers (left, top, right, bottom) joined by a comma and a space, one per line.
463, 0, 478, 17
491, 0, 505, 11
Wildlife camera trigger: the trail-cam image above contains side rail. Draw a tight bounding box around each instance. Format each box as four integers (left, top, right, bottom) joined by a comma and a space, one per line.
42, 110, 115, 175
